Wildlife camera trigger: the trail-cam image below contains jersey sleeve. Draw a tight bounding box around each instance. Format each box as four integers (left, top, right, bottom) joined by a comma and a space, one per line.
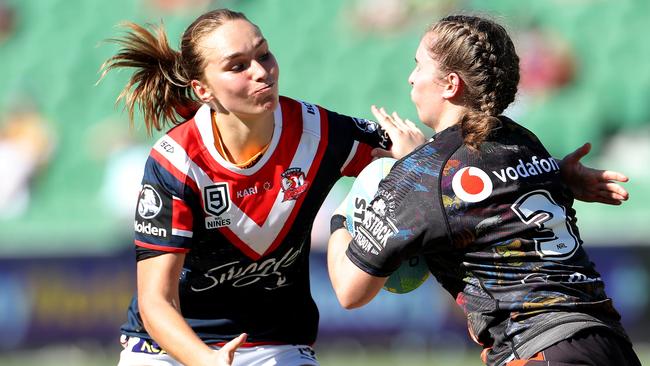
133, 150, 195, 253
326, 110, 391, 177
345, 153, 450, 276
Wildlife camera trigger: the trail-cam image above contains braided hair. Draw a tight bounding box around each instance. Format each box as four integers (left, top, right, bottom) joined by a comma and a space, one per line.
426, 15, 520, 149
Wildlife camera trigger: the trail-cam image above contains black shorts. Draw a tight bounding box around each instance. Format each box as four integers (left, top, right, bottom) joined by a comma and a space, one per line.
506, 328, 641, 366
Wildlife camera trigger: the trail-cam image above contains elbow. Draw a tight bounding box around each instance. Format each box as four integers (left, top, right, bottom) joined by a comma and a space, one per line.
333, 286, 370, 310
339, 298, 365, 310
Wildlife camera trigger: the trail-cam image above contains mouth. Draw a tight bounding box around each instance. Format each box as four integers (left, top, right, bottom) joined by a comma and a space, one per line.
253, 82, 275, 96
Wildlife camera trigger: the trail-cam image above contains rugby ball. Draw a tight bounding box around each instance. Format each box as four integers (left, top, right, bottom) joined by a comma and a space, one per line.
344, 158, 429, 294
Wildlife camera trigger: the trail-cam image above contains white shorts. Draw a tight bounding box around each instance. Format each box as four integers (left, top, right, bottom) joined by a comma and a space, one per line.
117, 335, 319, 366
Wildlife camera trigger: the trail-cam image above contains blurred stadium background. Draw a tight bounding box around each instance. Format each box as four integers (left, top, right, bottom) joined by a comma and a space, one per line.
0, 0, 649, 365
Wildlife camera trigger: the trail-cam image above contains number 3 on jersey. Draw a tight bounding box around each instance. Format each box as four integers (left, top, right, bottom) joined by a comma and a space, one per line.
511, 189, 580, 260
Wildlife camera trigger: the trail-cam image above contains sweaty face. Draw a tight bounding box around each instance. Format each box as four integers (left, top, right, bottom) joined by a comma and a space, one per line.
408, 34, 446, 129
198, 19, 280, 118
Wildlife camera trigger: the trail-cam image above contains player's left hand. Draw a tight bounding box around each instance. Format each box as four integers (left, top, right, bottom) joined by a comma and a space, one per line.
560, 142, 629, 205
370, 105, 425, 159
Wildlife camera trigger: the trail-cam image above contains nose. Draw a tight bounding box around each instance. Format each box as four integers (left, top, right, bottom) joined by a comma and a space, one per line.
408, 69, 415, 86
250, 59, 269, 81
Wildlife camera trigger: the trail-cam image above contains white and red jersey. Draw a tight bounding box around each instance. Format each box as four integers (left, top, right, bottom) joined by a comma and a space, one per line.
122, 96, 389, 345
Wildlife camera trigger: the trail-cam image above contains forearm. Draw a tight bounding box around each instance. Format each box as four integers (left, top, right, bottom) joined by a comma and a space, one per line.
327, 227, 385, 309
140, 295, 215, 366
327, 228, 353, 303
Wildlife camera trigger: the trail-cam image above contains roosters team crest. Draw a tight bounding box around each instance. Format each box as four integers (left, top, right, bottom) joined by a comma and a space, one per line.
281, 168, 309, 201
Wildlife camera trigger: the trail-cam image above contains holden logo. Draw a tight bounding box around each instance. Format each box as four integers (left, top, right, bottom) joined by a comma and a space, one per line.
451, 167, 493, 203
137, 185, 163, 219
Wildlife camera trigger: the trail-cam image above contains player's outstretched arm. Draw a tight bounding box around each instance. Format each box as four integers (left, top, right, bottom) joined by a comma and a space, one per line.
138, 253, 245, 366
370, 105, 426, 159
559, 142, 629, 205
327, 200, 387, 309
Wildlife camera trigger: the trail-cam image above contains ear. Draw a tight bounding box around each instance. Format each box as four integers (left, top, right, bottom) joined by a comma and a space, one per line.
191, 79, 214, 103
441, 72, 462, 99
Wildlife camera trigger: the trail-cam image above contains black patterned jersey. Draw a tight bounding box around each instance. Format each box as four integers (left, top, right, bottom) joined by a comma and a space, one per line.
122, 96, 390, 345
346, 117, 629, 365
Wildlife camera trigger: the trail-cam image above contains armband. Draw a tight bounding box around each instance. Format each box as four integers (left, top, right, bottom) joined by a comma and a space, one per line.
330, 214, 347, 234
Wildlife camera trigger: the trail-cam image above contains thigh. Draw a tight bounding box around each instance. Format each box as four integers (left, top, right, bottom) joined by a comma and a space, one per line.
543, 328, 641, 366
507, 328, 642, 366
231, 344, 319, 366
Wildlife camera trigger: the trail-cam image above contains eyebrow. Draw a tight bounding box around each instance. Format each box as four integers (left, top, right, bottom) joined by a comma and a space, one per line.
221, 38, 267, 63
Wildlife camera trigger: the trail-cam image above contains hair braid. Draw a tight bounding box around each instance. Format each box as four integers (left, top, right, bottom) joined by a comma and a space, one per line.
426, 15, 520, 149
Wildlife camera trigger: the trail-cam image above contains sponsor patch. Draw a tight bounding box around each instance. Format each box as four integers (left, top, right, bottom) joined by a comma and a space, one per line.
352, 117, 379, 133
203, 183, 232, 229
451, 167, 493, 203
354, 196, 398, 255
134, 220, 168, 238
204, 183, 231, 217
137, 185, 163, 219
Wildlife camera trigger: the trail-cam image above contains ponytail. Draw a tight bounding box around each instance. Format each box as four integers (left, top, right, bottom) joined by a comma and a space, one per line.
98, 22, 199, 135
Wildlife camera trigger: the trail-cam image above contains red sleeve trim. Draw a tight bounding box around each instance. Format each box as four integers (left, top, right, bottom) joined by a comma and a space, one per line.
342, 142, 374, 177
134, 240, 190, 253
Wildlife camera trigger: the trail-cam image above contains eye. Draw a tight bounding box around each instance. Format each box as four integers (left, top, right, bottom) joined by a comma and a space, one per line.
230, 62, 247, 72
258, 52, 271, 62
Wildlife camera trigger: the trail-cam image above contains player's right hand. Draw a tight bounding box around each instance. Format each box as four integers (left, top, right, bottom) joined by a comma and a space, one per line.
211, 333, 247, 366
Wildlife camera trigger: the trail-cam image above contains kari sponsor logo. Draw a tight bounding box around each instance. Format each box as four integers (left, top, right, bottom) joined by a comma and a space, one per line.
134, 220, 168, 238
236, 185, 259, 198
492, 156, 559, 183
452, 167, 493, 203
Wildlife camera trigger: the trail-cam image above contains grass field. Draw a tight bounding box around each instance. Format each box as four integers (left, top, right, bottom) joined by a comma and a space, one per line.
2, 344, 649, 365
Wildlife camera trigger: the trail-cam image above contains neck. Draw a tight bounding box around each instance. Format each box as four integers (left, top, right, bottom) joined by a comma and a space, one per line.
431, 104, 465, 133
213, 110, 275, 164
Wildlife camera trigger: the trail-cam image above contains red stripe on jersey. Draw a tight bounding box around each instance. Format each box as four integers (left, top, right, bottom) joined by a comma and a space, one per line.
150, 149, 199, 195
261, 103, 329, 256
189, 98, 304, 227
210, 340, 293, 348
172, 198, 193, 231
341, 142, 374, 177
134, 240, 190, 253
218, 100, 329, 260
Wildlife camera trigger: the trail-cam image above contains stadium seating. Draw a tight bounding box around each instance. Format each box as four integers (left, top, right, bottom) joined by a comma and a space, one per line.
0, 0, 648, 253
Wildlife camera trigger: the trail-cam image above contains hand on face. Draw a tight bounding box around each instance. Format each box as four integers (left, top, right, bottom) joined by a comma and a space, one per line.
370, 105, 426, 159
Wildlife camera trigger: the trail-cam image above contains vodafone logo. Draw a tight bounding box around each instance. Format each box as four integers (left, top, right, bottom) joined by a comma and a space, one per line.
452, 167, 493, 203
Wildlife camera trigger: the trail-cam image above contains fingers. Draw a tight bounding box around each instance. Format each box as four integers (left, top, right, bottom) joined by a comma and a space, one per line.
371, 105, 408, 131
222, 333, 247, 362
371, 148, 391, 158
602, 182, 629, 200
562, 142, 591, 164
599, 170, 629, 183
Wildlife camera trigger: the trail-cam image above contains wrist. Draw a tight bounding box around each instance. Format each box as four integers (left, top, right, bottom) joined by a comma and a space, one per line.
330, 214, 347, 234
